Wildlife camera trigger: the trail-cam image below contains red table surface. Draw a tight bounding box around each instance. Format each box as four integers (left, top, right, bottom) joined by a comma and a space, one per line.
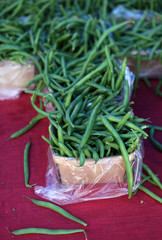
0, 80, 162, 240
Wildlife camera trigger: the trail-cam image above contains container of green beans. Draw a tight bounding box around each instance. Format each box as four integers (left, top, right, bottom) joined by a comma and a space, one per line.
34, 56, 148, 205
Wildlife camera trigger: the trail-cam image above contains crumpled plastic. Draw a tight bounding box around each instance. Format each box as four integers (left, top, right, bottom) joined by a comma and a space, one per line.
35, 145, 143, 205
0, 60, 36, 100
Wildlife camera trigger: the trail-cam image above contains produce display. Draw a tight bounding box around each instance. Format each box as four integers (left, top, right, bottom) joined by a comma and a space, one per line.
1, 0, 162, 238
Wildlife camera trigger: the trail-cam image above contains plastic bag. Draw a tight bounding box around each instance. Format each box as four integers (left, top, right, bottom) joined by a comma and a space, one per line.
0, 60, 36, 100
35, 145, 143, 205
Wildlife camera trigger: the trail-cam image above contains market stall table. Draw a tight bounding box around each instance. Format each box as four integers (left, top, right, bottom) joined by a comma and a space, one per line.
0, 80, 162, 240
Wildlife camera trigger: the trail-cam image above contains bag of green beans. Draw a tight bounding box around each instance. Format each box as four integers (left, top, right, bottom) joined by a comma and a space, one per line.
33, 59, 148, 205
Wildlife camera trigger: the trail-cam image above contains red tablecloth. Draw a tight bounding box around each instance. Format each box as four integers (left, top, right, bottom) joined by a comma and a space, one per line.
0, 80, 162, 240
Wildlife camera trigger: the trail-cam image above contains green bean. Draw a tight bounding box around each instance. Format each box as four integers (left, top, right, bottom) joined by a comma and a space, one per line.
101, 116, 133, 198
9, 228, 87, 238
143, 163, 162, 190
25, 74, 43, 88
104, 45, 115, 89
25, 196, 87, 226
102, 135, 114, 143
84, 148, 92, 158
97, 114, 148, 137
80, 100, 102, 149
50, 74, 70, 84
86, 82, 112, 95
71, 100, 83, 122
49, 125, 59, 147
74, 60, 107, 90
31, 95, 49, 117
142, 77, 151, 89
42, 135, 54, 146
57, 125, 64, 155
155, 79, 162, 97
100, 69, 108, 86
149, 38, 162, 60
127, 32, 153, 41
138, 185, 162, 204
64, 88, 74, 109
64, 135, 80, 144
10, 114, 44, 139
9, 0, 24, 19
80, 150, 86, 167
24, 142, 34, 188
149, 126, 162, 151
96, 139, 104, 158
133, 46, 141, 95
133, 11, 148, 33
142, 173, 159, 187
127, 137, 140, 153
120, 132, 142, 139
65, 88, 90, 127
61, 56, 67, 77
116, 111, 132, 131
92, 151, 99, 163
95, 21, 131, 50
133, 175, 151, 196
115, 58, 127, 90
105, 142, 119, 151
58, 142, 73, 157
88, 96, 103, 110
0, 1, 19, 18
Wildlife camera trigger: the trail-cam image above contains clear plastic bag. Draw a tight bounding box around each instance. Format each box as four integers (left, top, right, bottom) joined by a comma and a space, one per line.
0, 60, 36, 100
35, 145, 143, 205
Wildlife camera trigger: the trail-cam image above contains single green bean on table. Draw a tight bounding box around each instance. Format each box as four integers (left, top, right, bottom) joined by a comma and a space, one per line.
8, 228, 87, 239
24, 142, 34, 188
24, 196, 87, 226
138, 185, 162, 204
9, 114, 45, 139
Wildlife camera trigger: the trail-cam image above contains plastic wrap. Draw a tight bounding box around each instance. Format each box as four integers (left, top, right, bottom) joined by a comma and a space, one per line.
35, 146, 143, 205
0, 60, 36, 100
118, 65, 134, 102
